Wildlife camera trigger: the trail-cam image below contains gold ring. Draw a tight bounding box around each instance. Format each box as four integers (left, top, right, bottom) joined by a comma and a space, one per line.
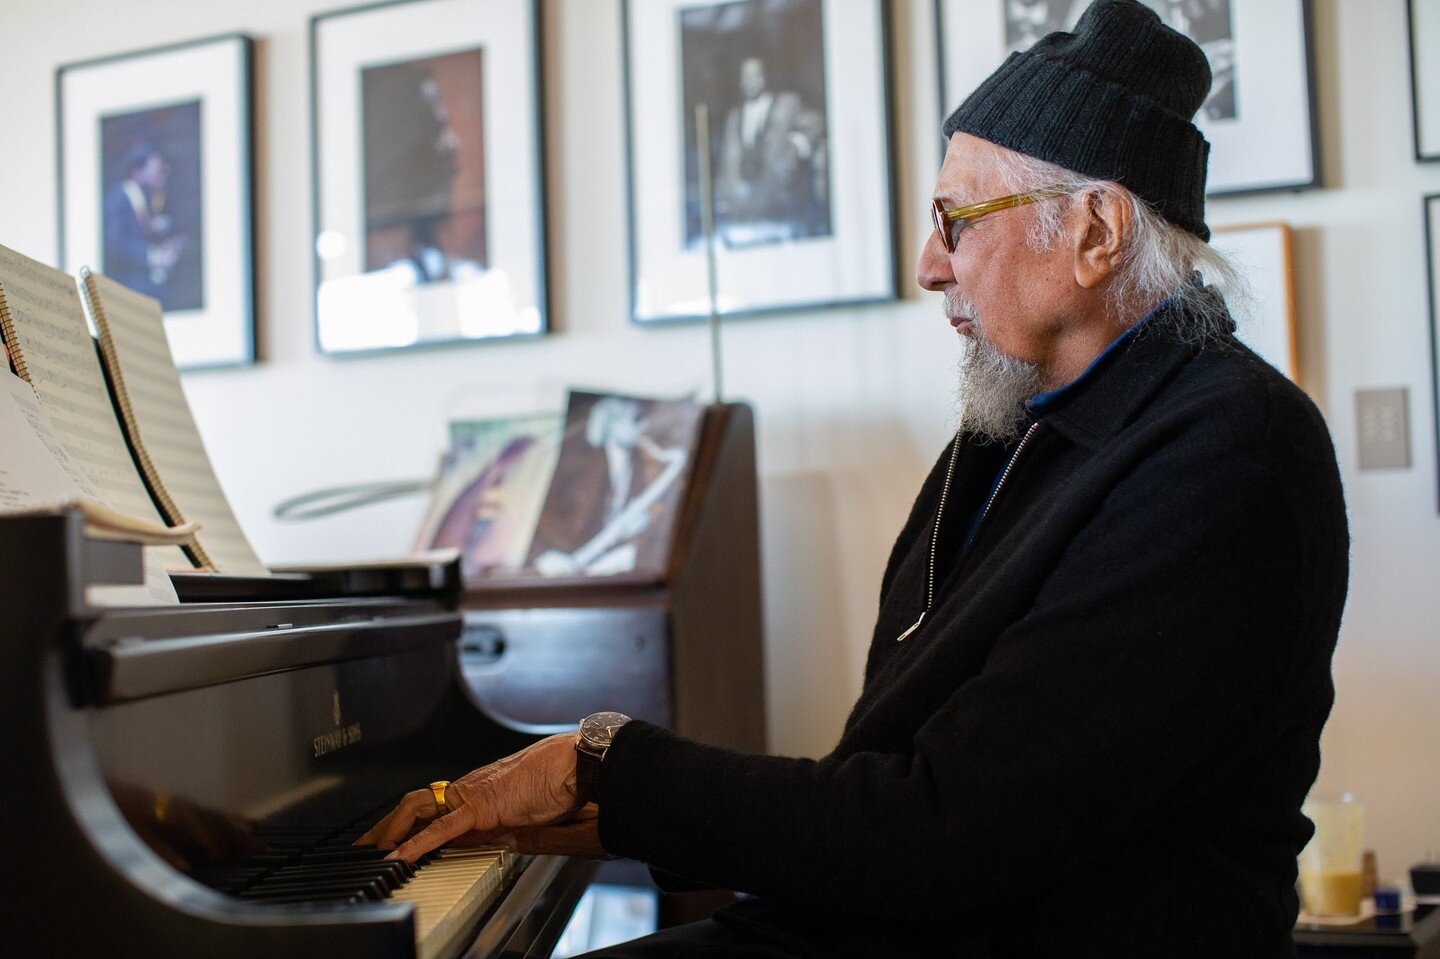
429, 780, 450, 814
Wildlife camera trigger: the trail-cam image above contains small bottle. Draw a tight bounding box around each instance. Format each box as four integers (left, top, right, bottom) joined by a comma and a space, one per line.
1362, 850, 1379, 900
1373, 886, 1402, 914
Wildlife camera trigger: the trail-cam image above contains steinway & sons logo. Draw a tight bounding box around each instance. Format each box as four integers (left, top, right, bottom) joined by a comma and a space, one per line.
313, 690, 363, 758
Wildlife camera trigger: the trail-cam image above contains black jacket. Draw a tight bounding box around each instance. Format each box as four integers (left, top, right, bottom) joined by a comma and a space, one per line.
598, 303, 1350, 958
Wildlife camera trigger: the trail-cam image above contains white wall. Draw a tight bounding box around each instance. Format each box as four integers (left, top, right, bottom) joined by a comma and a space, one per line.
2, 0, 1438, 889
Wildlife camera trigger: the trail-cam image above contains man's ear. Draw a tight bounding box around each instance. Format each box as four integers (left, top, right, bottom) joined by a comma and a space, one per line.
1071, 187, 1132, 290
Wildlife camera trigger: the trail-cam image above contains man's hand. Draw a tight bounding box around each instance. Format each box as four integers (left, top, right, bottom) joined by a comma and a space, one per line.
454, 802, 609, 859
355, 733, 591, 863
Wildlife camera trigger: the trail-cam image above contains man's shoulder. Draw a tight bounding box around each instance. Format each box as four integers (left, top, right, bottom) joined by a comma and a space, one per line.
1145, 335, 1329, 458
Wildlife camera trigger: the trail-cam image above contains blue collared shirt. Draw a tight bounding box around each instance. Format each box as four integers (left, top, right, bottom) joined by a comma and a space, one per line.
1026, 297, 1173, 417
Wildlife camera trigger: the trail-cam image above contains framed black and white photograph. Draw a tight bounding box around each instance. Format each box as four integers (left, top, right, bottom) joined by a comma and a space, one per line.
57, 34, 255, 369
1210, 222, 1298, 382
624, 0, 897, 324
1426, 195, 1440, 511
311, 0, 546, 355
937, 0, 1319, 195
1409, 0, 1440, 162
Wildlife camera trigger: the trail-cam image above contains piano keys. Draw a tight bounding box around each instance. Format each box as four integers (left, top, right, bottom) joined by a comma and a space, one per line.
190, 793, 520, 959
391, 848, 511, 956
237, 839, 516, 959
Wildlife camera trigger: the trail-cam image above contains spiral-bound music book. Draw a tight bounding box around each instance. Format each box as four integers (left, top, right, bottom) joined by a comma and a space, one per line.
79, 268, 266, 574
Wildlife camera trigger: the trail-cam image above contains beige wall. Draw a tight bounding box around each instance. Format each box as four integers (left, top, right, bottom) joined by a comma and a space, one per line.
2, 0, 1438, 890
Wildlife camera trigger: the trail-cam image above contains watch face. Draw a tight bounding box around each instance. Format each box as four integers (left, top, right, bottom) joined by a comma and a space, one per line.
580, 711, 631, 748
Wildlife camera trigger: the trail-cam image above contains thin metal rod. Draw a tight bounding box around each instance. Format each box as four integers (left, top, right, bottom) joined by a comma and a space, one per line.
695, 102, 724, 404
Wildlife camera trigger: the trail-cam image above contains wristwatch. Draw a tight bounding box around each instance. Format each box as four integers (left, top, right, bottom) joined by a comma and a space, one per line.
575, 711, 631, 804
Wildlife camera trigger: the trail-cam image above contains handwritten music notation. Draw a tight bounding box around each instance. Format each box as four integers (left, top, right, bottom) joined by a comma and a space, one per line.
0, 372, 181, 605
0, 245, 178, 544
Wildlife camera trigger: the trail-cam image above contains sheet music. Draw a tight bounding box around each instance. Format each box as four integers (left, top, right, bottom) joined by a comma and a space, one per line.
85, 272, 267, 574
0, 246, 187, 569
0, 371, 178, 604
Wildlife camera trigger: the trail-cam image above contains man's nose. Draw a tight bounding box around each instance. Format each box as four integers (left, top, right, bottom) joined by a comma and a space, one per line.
916, 230, 954, 292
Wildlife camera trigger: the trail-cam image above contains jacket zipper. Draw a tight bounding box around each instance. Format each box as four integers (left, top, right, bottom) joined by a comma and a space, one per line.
973, 421, 1041, 542
896, 420, 1041, 642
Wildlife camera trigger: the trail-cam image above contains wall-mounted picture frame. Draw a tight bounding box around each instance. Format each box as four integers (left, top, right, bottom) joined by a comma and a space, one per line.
310, 0, 546, 356
1409, 0, 1440, 162
936, 0, 1320, 196
1425, 195, 1440, 512
57, 33, 256, 370
1210, 222, 1298, 383
623, 0, 898, 325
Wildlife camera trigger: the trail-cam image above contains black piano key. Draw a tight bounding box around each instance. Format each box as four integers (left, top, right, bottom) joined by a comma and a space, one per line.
303, 845, 392, 859
253, 828, 331, 837
301, 847, 407, 866
299, 853, 415, 877
269, 864, 406, 893
368, 856, 416, 879
241, 878, 386, 901
191, 868, 270, 892
243, 891, 364, 906
253, 835, 334, 846
230, 852, 300, 867
301, 857, 410, 874
275, 860, 409, 876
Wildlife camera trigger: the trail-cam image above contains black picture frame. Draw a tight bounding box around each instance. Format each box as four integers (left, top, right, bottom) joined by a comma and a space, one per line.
1409, 0, 1440, 163
1425, 194, 1440, 512
621, 0, 900, 326
934, 0, 1322, 197
309, 0, 549, 357
56, 33, 257, 370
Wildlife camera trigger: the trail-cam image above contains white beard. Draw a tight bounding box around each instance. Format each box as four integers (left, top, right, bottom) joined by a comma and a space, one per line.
949, 291, 1043, 444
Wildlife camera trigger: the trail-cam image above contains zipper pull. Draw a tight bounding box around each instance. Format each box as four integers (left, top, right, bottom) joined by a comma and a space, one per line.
895, 611, 925, 643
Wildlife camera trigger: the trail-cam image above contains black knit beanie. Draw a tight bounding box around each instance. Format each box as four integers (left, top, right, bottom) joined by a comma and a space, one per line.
943, 0, 1213, 240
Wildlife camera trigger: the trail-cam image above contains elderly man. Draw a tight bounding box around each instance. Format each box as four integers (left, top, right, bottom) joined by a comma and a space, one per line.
361, 2, 1348, 955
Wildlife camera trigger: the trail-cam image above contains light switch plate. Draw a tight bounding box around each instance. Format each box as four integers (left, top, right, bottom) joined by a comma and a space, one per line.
1355, 387, 1411, 471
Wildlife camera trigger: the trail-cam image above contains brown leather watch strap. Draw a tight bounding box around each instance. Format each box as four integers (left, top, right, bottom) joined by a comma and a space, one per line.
575, 738, 603, 804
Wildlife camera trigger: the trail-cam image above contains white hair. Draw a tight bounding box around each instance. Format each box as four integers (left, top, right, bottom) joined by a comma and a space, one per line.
984, 147, 1249, 344
949, 291, 1044, 444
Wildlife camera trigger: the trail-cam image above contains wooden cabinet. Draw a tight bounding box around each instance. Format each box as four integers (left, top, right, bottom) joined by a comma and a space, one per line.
456, 402, 767, 754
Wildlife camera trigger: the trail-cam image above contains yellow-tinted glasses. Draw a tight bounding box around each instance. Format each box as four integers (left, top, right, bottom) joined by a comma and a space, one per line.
930, 186, 1071, 253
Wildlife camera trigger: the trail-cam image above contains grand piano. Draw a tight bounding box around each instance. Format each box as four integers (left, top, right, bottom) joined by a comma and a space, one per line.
0, 402, 766, 957
0, 509, 593, 958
